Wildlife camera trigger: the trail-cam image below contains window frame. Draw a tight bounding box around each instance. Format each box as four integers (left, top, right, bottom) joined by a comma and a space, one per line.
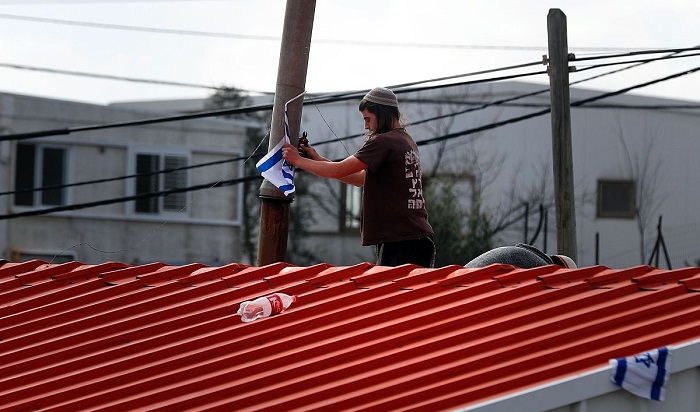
14, 142, 70, 208
339, 183, 362, 232
596, 179, 637, 219
128, 148, 191, 216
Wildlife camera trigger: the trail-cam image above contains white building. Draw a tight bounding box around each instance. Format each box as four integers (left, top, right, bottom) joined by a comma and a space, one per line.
0, 92, 252, 265
234, 81, 700, 269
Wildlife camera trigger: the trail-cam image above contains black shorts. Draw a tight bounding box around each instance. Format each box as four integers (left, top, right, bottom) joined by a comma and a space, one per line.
376, 236, 435, 268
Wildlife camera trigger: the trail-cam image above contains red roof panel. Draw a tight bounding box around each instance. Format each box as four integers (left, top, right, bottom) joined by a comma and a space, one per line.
1, 260, 699, 411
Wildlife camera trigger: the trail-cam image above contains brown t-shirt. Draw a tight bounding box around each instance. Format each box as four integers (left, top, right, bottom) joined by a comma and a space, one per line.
354, 128, 433, 245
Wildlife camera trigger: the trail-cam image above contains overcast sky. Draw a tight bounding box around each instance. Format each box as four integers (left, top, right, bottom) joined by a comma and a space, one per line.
0, 0, 698, 105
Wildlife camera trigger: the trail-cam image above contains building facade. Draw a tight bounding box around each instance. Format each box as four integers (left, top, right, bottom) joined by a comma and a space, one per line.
3, 81, 700, 269
0, 92, 251, 265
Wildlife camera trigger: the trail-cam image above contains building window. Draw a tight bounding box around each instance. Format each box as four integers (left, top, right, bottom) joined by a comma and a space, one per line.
597, 179, 636, 219
340, 183, 362, 231
134, 153, 188, 214
14, 143, 67, 207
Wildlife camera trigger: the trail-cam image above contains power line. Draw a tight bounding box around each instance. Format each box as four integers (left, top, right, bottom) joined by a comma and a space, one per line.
571, 65, 700, 107
0, 12, 645, 52
572, 46, 700, 63
0, 174, 261, 221
0, 102, 274, 142
4, 63, 699, 220
0, 65, 548, 143
0, 0, 230, 4
0, 155, 252, 197
575, 52, 700, 73
0, 62, 223, 91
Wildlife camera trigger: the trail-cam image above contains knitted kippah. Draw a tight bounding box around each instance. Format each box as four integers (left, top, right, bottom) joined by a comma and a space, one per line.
363, 87, 398, 107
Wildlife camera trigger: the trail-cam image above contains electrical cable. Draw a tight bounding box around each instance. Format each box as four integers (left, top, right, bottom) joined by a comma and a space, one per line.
0, 102, 274, 142
0, 12, 645, 52
571, 46, 700, 63
571, 65, 700, 107
6, 56, 699, 201
574, 52, 700, 74
0, 174, 261, 221
4, 48, 699, 145
0, 62, 224, 91
0, 66, 547, 142
0, 154, 253, 197
4, 55, 700, 220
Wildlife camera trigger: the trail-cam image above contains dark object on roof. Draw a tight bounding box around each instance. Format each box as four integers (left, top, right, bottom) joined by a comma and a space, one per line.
465, 243, 576, 268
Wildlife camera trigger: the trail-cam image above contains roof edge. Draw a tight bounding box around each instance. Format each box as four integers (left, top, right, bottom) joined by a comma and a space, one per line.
456, 337, 700, 412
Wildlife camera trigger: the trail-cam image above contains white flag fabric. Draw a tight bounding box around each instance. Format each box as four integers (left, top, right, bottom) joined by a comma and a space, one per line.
256, 91, 305, 196
610, 346, 671, 401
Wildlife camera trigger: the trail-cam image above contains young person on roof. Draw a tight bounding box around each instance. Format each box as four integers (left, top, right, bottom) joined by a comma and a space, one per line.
282, 87, 435, 267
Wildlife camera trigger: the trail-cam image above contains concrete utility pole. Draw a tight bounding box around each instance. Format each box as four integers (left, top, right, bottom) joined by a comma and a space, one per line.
546, 8, 577, 260
257, 0, 316, 266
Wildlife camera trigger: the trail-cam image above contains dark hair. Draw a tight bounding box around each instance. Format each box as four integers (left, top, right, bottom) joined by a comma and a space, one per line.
358, 99, 400, 135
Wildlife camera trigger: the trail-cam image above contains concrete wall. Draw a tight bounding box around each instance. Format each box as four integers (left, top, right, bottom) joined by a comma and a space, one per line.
0, 92, 248, 265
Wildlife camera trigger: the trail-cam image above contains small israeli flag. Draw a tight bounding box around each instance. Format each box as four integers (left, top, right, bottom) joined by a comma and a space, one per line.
256, 138, 295, 196
256, 91, 305, 197
610, 347, 671, 401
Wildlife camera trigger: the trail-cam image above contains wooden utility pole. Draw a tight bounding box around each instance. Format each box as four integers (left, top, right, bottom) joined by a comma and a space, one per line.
257, 0, 316, 266
547, 8, 577, 260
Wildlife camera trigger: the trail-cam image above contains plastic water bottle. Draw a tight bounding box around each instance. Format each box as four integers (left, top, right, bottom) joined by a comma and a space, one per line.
237, 293, 298, 323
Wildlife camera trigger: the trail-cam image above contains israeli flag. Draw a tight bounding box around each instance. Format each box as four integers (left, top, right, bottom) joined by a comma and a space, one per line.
256, 92, 304, 196
256, 137, 295, 196
610, 347, 671, 401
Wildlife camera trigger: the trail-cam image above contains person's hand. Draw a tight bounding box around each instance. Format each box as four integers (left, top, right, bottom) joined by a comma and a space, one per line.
282, 142, 302, 166
300, 142, 321, 161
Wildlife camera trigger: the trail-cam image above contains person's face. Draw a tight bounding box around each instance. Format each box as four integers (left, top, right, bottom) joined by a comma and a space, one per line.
361, 109, 377, 133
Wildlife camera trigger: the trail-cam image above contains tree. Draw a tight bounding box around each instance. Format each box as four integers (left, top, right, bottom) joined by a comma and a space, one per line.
423, 175, 493, 267
613, 116, 665, 263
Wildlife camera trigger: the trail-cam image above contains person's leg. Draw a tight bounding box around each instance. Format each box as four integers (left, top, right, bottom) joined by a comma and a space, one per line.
377, 237, 435, 267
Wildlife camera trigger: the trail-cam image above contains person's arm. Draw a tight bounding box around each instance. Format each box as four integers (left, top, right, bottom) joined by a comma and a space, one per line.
282, 142, 366, 187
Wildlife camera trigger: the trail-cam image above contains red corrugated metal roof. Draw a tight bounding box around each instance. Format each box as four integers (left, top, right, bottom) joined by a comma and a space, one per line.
2, 259, 700, 411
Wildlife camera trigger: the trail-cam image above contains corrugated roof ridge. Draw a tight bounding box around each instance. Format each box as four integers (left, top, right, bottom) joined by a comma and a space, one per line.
137, 263, 209, 285
0, 260, 54, 279
63, 284, 512, 407
393, 265, 468, 288
0, 272, 394, 410
0, 262, 113, 318
267, 284, 698, 412
679, 268, 700, 291
264, 263, 334, 288
0, 282, 242, 408
100, 262, 166, 284
133, 284, 588, 407
586, 265, 655, 286
179, 263, 250, 286
304, 262, 374, 287
222, 262, 293, 287
52, 261, 130, 282
0, 273, 233, 370
4, 262, 700, 411
537, 266, 608, 287
439, 291, 700, 411
231, 295, 577, 409
350, 264, 418, 287
634, 266, 700, 289
1, 275, 498, 410
441, 265, 517, 287
5, 276, 644, 410
490, 265, 560, 287
0, 278, 112, 333
6, 261, 82, 284
0, 284, 181, 380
